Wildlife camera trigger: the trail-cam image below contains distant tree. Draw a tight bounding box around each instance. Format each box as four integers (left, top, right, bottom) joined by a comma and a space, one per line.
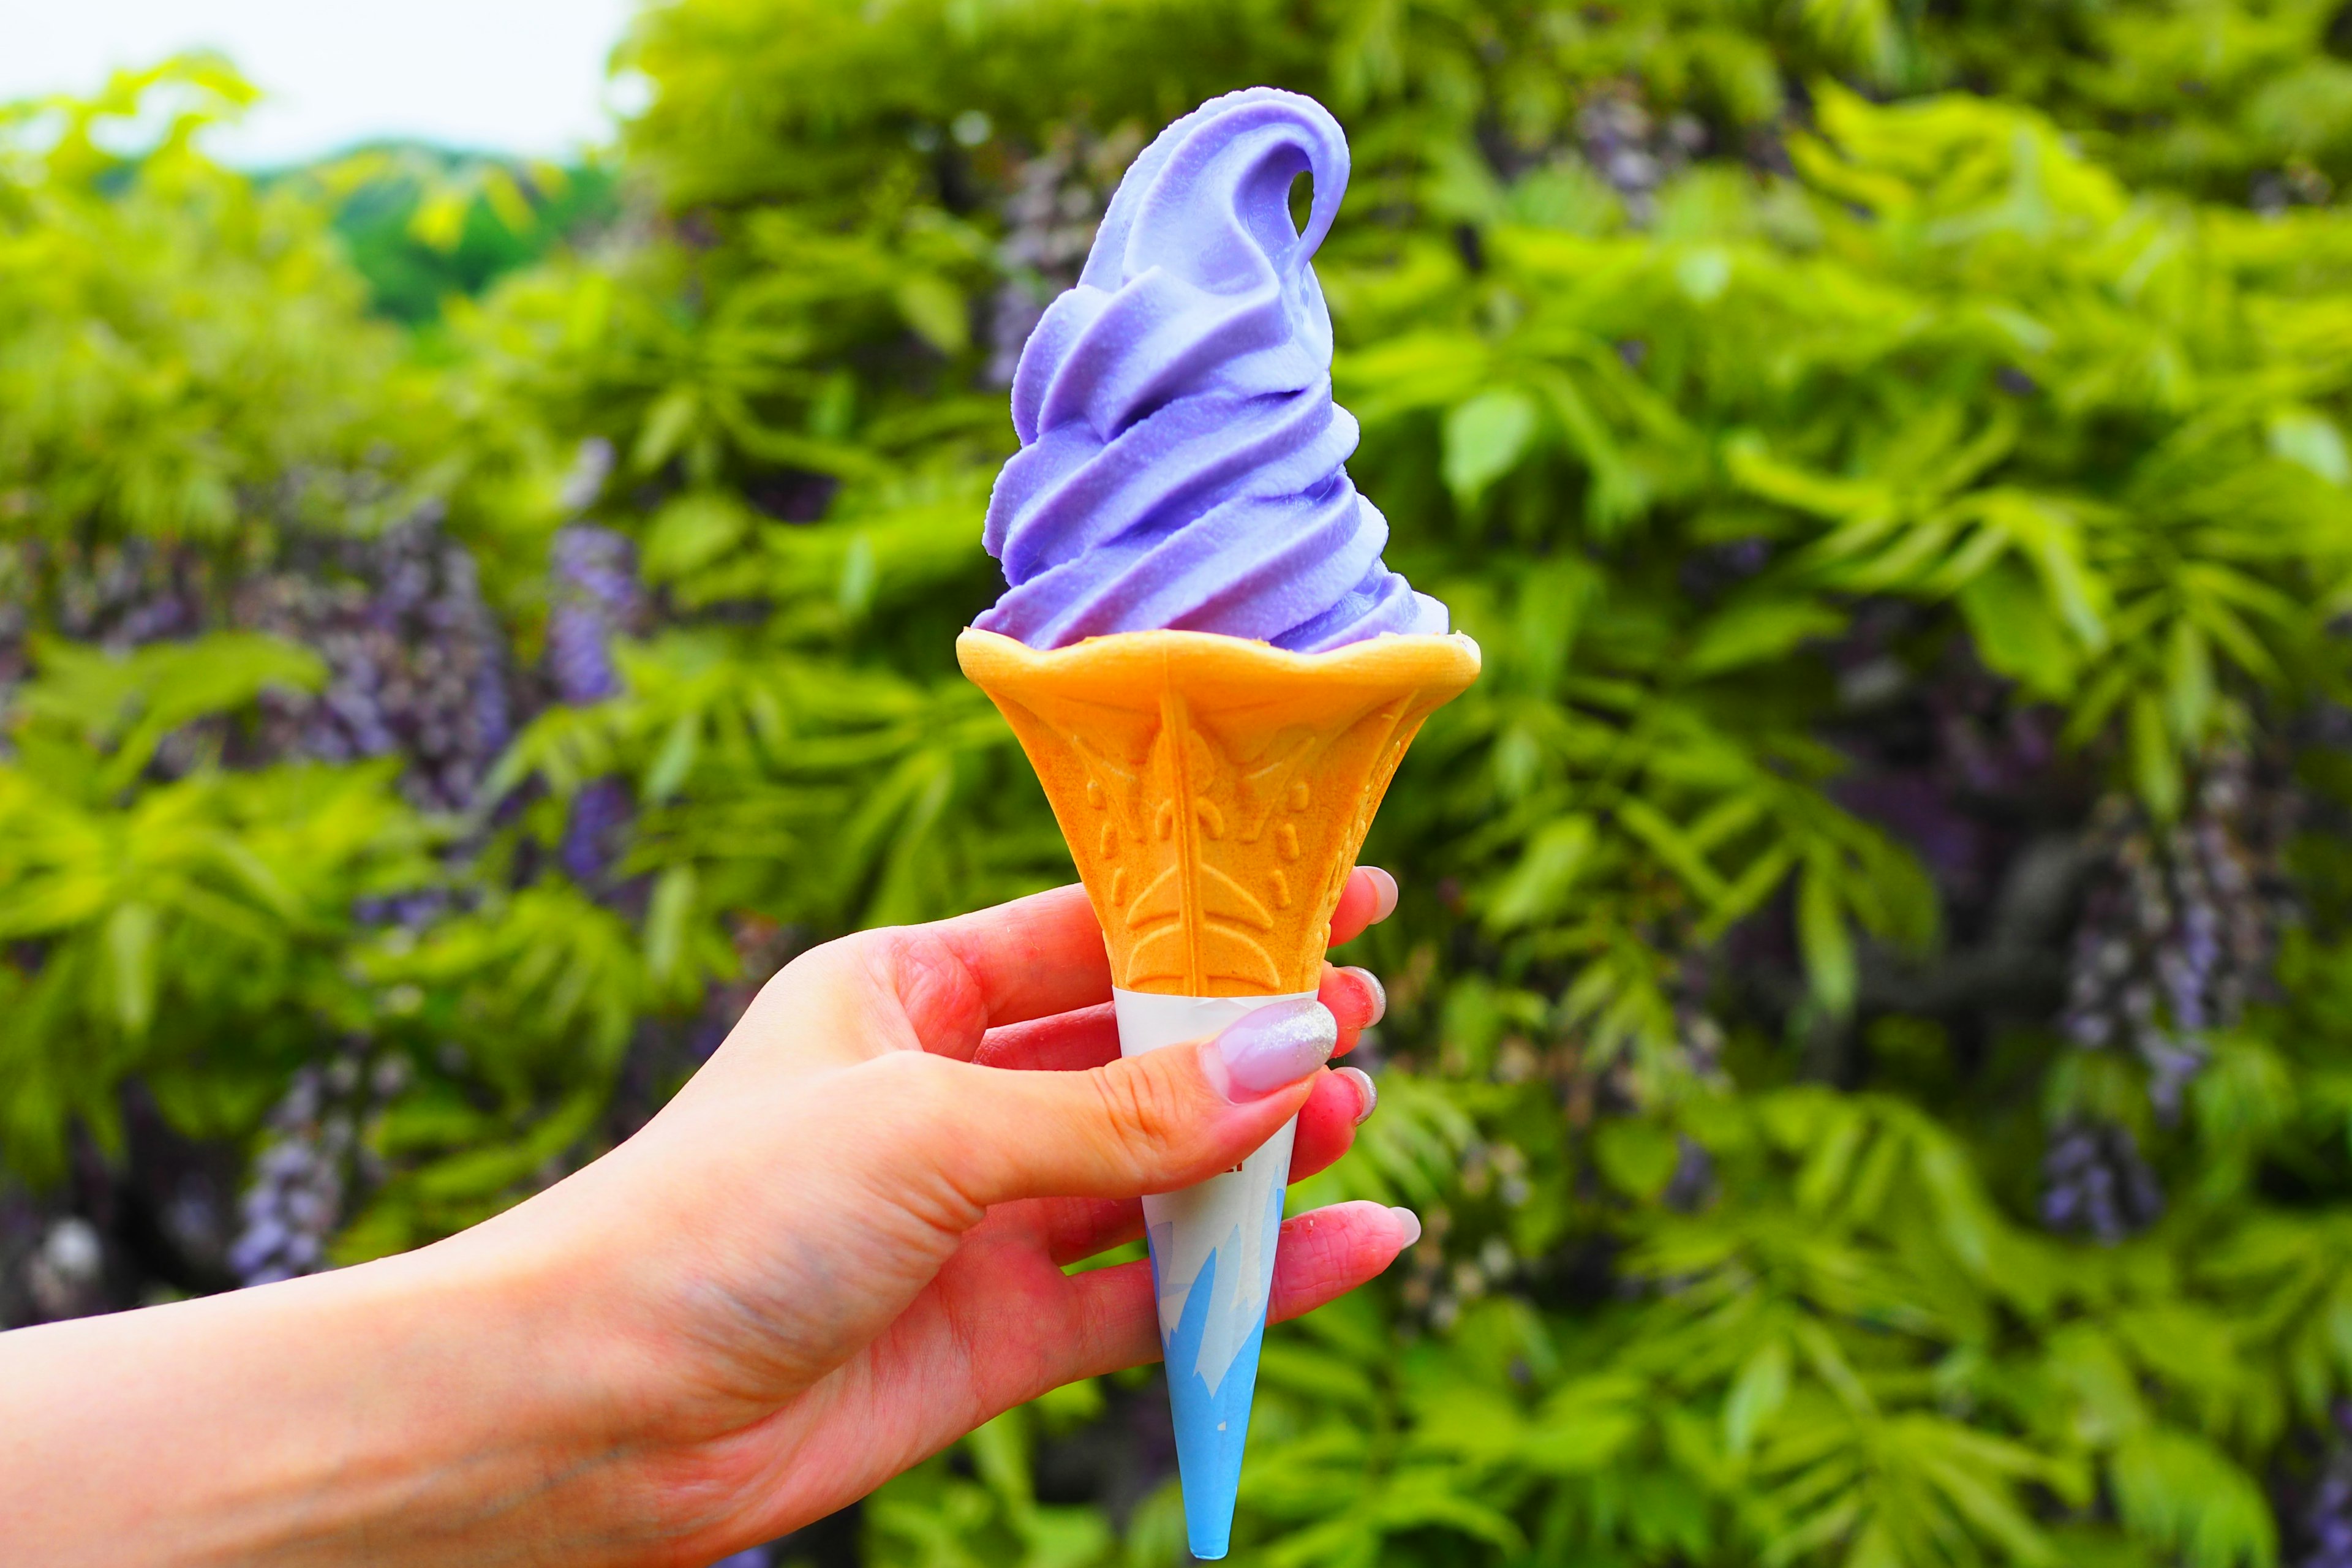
7, 10, 2352, 1566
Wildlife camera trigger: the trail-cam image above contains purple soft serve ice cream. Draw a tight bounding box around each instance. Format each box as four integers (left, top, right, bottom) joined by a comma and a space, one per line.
976, 88, 1449, 652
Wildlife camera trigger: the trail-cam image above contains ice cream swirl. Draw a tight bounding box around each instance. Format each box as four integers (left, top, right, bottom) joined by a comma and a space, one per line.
977, 88, 1448, 652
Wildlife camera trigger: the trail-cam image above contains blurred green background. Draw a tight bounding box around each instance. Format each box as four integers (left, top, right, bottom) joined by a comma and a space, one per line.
6, 2, 2352, 1565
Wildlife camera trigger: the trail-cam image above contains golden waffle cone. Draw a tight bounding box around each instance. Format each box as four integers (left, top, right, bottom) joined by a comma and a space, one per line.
957, 627, 1481, 995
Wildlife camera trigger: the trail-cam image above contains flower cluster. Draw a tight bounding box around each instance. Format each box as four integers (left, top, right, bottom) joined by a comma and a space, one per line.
227, 1055, 404, 1287
241, 510, 514, 811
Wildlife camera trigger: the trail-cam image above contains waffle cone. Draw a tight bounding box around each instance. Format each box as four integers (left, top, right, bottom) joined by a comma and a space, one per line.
958, 627, 1480, 995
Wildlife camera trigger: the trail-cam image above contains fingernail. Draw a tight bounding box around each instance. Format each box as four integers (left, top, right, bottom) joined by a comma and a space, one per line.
1337, 966, 1386, 1027
1366, 867, 1400, 923
1390, 1206, 1422, 1248
1335, 1066, 1378, 1125
1211, 998, 1336, 1100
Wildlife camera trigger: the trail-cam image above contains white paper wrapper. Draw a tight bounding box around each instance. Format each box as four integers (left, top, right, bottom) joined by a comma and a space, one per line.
1112, 987, 1316, 1560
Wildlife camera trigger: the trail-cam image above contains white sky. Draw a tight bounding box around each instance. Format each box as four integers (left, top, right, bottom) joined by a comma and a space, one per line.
0, 0, 642, 165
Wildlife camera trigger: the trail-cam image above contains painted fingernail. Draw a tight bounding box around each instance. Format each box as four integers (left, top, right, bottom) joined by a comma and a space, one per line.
1366, 867, 1400, 923
1337, 966, 1387, 1027
1211, 998, 1336, 1100
1390, 1206, 1422, 1248
1335, 1066, 1378, 1125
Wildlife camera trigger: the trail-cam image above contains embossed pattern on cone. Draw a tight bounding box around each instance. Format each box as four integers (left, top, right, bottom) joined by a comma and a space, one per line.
958, 628, 1480, 995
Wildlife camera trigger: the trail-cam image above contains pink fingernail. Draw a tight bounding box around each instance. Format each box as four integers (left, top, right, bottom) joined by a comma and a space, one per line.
1337, 966, 1386, 1027
1210, 999, 1336, 1100
1335, 1066, 1378, 1125
1366, 867, 1400, 923
1390, 1207, 1422, 1248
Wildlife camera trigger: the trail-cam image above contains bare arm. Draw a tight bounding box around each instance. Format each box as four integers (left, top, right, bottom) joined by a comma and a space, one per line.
0, 872, 1409, 1567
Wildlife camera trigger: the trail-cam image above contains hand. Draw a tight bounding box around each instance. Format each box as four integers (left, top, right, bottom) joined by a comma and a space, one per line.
540, 865, 1408, 1559
0, 870, 1413, 1568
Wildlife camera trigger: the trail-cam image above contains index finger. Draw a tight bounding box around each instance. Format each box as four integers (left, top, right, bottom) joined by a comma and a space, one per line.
904, 868, 1396, 1055
920, 883, 1114, 1034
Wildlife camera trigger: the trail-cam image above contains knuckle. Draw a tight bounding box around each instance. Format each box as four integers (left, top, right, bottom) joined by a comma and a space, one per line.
870, 1043, 954, 1104
737, 943, 832, 1030
1090, 1057, 1193, 1169
865, 927, 989, 1046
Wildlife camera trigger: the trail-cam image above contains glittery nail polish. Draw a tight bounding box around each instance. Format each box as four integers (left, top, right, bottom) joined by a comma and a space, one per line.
1212, 998, 1337, 1099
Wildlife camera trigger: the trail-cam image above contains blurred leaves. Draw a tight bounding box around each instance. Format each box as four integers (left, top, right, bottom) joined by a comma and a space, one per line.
9, 9, 2352, 1568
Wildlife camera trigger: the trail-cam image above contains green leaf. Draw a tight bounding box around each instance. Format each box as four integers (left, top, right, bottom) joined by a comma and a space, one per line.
1958, 558, 2078, 697
2109, 1430, 2277, 1568
894, 273, 970, 354
1724, 1336, 1793, 1458
1594, 1117, 1681, 1200
2165, 620, 2215, 747
1797, 856, 1858, 1016
102, 901, 157, 1038
643, 713, 701, 804
633, 386, 701, 473
1676, 244, 1733, 301
643, 491, 753, 582
644, 862, 697, 986
2128, 692, 2183, 821
1484, 815, 1596, 929
2268, 408, 2350, 487
1685, 598, 1847, 677
1442, 388, 1540, 507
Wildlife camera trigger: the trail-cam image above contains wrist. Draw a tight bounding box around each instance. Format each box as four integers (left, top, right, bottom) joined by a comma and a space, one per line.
0, 1184, 710, 1568
421, 1152, 804, 1561
233, 1222, 675, 1566
366, 1180, 723, 1562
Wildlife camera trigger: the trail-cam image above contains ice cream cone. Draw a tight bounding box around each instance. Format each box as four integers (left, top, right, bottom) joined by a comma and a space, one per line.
958, 626, 1479, 1558
956, 628, 1480, 995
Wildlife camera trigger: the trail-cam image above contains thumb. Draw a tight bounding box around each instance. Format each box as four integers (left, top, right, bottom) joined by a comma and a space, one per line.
888, 998, 1339, 1210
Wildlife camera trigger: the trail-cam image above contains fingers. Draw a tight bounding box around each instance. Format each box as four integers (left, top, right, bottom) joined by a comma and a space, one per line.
979, 968, 1381, 1075
888, 1001, 1338, 1212
1291, 1066, 1376, 1179
1317, 965, 1385, 1058
1047, 1202, 1420, 1386
1265, 1201, 1420, 1323
970, 879, 1397, 1074
962, 974, 1381, 1254
839, 869, 1403, 1063
1329, 865, 1398, 948
1032, 1197, 1140, 1266
836, 885, 1116, 1061
1020, 1063, 1379, 1264
970, 1002, 1120, 1072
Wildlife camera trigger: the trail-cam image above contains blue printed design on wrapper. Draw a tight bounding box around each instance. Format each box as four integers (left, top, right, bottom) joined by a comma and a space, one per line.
1145, 1144, 1292, 1559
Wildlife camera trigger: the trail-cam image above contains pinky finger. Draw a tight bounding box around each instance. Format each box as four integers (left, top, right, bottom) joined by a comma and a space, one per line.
1054, 1200, 1419, 1388
1267, 1200, 1419, 1324
1328, 867, 1399, 948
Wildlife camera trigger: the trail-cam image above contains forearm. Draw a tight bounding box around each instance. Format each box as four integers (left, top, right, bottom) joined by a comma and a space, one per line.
0, 890, 1398, 1565
0, 1212, 693, 1567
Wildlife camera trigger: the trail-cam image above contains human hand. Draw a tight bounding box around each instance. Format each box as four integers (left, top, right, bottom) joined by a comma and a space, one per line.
0, 865, 1412, 1568
1, 870, 1412, 1566
500, 866, 1409, 1562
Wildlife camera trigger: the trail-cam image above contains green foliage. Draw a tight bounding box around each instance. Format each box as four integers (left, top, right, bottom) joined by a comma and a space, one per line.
622, 0, 2352, 213
0, 633, 431, 1180
492, 631, 1068, 937
7, 4, 2352, 1565
314, 148, 621, 326
1338, 79, 2350, 1066
0, 59, 423, 550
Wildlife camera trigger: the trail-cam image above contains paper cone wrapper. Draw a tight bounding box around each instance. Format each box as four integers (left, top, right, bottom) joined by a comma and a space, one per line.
958, 626, 1480, 1559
